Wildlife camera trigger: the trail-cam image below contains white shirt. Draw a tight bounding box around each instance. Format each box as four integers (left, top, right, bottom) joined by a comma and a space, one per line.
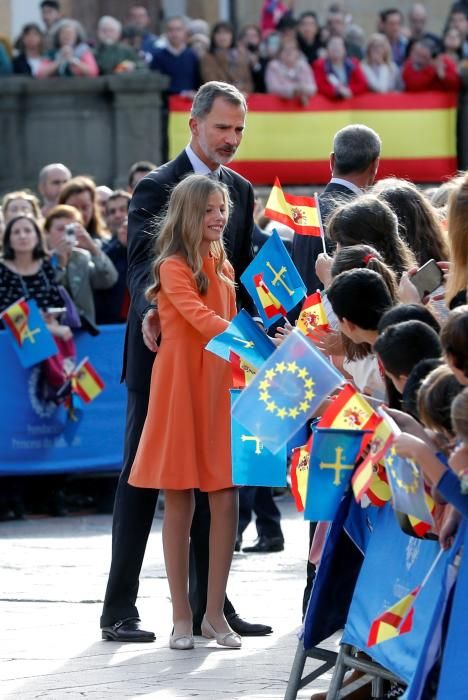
185, 145, 221, 178
329, 178, 362, 196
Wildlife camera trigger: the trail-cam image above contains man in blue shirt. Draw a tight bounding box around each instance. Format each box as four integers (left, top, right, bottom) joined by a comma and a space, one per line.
150, 16, 200, 98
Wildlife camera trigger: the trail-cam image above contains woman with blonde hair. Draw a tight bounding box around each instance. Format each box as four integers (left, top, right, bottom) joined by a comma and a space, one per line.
129, 174, 241, 651
361, 32, 401, 92
2, 190, 42, 225
445, 173, 468, 308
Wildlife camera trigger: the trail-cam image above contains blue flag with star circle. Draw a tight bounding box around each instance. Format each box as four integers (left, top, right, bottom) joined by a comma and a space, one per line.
231, 329, 343, 454
384, 447, 434, 525
304, 427, 368, 521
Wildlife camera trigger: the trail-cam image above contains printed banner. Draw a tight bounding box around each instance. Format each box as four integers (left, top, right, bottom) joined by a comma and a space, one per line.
0, 326, 126, 475
169, 93, 458, 184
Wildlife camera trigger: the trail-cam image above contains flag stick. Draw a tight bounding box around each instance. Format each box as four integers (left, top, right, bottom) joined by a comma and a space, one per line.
314, 192, 327, 254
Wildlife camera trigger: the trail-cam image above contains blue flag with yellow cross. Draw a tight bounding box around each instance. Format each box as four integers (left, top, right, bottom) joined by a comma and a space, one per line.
304, 427, 369, 521
205, 309, 275, 369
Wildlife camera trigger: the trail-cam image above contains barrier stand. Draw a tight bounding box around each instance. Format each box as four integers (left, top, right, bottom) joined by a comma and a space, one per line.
284, 641, 337, 700
284, 641, 404, 699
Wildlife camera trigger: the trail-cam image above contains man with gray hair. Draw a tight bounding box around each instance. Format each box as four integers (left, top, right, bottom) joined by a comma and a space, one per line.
100, 80, 272, 643
292, 123, 381, 294
37, 162, 71, 216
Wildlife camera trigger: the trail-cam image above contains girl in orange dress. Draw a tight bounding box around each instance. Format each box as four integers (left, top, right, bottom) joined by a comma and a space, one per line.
129, 174, 241, 650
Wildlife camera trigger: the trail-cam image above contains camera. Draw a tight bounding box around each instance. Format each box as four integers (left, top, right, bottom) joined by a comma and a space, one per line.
64, 223, 77, 246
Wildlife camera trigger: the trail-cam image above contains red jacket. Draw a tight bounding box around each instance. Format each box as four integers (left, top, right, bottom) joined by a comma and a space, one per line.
402, 55, 460, 92
313, 57, 368, 99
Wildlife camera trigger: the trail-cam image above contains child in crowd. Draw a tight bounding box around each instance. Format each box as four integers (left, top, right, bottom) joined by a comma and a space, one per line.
128, 174, 241, 650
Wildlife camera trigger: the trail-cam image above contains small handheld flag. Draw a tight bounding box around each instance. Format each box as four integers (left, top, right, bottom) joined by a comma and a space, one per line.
290, 437, 312, 511
0, 297, 57, 367
71, 357, 105, 403
229, 351, 257, 388
367, 587, 420, 647
240, 230, 306, 328
205, 309, 275, 369
297, 291, 329, 337
264, 177, 321, 236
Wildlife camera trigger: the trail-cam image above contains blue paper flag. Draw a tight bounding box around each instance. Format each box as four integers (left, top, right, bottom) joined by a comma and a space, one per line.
230, 389, 287, 487
1, 298, 57, 368
231, 329, 343, 454
240, 229, 306, 328
205, 309, 275, 369
384, 446, 434, 525
304, 427, 368, 521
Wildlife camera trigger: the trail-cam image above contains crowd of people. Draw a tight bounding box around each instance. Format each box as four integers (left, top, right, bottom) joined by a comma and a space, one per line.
0, 1, 467, 99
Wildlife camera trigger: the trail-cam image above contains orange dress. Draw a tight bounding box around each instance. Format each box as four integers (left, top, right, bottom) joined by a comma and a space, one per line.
128, 255, 237, 492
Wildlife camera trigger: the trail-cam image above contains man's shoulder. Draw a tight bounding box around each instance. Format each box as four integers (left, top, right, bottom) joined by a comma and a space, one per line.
132, 152, 192, 198
220, 166, 253, 195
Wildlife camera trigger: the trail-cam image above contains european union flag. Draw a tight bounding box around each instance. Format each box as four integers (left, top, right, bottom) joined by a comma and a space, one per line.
205, 309, 275, 369
240, 229, 306, 328
384, 447, 434, 526
304, 427, 368, 521
231, 329, 343, 454
230, 389, 287, 487
1, 298, 57, 368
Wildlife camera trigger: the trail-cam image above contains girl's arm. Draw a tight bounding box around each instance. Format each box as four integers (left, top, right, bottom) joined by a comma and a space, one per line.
436, 470, 468, 519
393, 432, 447, 485
160, 258, 232, 341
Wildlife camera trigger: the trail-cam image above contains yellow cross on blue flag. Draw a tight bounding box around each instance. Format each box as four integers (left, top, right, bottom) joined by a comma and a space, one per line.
231, 329, 343, 454
205, 309, 275, 369
0, 298, 57, 368
240, 230, 306, 328
230, 389, 287, 487
304, 427, 369, 521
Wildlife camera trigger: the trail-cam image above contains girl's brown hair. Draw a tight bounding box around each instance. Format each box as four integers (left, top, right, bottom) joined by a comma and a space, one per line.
446, 173, 468, 304
58, 176, 106, 239
417, 364, 463, 436
146, 174, 234, 301
451, 387, 468, 443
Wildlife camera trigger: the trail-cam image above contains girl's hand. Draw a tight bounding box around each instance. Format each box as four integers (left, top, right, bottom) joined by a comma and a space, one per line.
315, 253, 333, 287
398, 270, 421, 305
448, 441, 468, 475
439, 507, 461, 550
142, 308, 160, 352
393, 432, 426, 460
273, 320, 293, 346
307, 327, 343, 356
47, 322, 73, 341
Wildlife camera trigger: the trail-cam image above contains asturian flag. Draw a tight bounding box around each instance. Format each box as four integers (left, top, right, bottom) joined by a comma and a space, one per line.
240, 230, 306, 328
0, 297, 57, 367
205, 309, 275, 369
230, 389, 287, 487
231, 329, 343, 454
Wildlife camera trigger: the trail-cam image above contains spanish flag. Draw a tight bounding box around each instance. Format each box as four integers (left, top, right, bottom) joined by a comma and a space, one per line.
318, 384, 379, 433
229, 350, 257, 388
297, 291, 329, 337
264, 177, 321, 236
290, 438, 312, 512
367, 587, 419, 647
366, 462, 392, 506
253, 273, 287, 319
1, 297, 30, 346
71, 357, 105, 403
397, 490, 437, 539
350, 413, 394, 503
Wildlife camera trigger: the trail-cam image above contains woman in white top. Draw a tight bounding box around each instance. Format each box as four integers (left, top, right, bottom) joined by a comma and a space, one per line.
361, 33, 401, 93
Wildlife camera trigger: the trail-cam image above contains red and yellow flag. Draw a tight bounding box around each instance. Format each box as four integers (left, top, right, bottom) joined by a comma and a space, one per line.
366, 462, 392, 506
290, 439, 312, 512
71, 358, 104, 403
264, 177, 321, 236
1, 298, 30, 346
253, 273, 287, 319
398, 490, 437, 538
297, 291, 329, 337
367, 587, 419, 647
318, 384, 379, 433
350, 413, 394, 504
229, 351, 257, 388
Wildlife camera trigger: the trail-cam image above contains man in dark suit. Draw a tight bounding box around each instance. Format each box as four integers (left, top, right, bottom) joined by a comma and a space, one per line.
100, 81, 272, 642
292, 124, 381, 295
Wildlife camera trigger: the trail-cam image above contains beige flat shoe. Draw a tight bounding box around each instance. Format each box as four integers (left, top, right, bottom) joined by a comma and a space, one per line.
169, 628, 194, 650
201, 616, 242, 648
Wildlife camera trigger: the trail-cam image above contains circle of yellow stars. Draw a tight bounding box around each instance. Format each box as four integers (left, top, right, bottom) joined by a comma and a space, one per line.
386, 446, 420, 493
258, 361, 315, 420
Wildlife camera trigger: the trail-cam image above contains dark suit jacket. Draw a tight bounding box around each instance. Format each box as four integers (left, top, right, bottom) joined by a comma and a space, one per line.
123, 150, 255, 393
292, 181, 357, 295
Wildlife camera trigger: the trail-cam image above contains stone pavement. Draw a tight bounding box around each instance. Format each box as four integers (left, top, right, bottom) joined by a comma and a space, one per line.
0, 494, 337, 700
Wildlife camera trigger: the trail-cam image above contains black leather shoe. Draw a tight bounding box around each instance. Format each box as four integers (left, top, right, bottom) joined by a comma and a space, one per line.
242, 535, 284, 553
234, 534, 242, 552
226, 613, 273, 636
101, 618, 156, 642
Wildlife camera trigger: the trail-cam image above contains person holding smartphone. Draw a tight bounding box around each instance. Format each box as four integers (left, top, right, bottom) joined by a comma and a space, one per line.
43, 204, 117, 324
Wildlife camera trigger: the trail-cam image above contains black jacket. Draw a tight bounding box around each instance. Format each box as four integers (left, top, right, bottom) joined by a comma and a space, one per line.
123, 150, 255, 392
292, 181, 357, 295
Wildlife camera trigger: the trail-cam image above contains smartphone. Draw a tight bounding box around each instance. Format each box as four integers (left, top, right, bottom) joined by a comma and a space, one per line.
410, 259, 443, 299
64, 223, 77, 246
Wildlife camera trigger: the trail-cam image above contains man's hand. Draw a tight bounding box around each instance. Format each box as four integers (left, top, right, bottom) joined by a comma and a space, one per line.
142, 308, 161, 352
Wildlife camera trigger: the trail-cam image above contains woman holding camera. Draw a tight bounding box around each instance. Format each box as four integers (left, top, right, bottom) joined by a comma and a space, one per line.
43, 205, 117, 324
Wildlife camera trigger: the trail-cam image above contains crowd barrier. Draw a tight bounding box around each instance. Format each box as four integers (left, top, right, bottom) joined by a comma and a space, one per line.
169, 92, 459, 185
0, 325, 126, 476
